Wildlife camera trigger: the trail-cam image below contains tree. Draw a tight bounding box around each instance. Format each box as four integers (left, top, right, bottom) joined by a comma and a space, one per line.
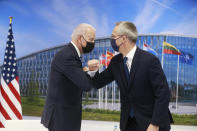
27, 71, 40, 104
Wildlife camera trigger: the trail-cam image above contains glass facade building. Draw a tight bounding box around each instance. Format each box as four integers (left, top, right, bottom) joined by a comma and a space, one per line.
0, 34, 197, 103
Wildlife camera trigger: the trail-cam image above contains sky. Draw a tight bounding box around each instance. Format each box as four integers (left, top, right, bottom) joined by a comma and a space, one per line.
0, 0, 197, 64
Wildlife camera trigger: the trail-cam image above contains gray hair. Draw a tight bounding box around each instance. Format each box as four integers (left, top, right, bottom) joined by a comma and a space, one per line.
71, 23, 96, 40
116, 21, 138, 43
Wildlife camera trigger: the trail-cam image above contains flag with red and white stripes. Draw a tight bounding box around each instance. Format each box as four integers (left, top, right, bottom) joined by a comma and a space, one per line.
0, 18, 22, 128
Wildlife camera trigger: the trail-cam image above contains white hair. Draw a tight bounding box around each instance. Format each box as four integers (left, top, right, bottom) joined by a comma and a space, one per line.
116, 21, 138, 43
71, 23, 96, 40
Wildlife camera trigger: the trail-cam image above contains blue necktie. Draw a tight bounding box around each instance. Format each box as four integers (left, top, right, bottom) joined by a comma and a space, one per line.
123, 57, 129, 81
123, 57, 134, 118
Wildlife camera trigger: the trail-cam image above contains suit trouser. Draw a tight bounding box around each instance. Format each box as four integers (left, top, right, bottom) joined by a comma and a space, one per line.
48, 118, 55, 131
49, 128, 55, 131
48, 121, 81, 131
48, 125, 55, 131
125, 117, 170, 131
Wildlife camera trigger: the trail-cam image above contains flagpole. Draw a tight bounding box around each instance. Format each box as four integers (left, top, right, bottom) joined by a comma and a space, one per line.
98, 87, 101, 109
102, 62, 104, 108
101, 55, 104, 108
105, 50, 108, 109
118, 89, 120, 109
112, 81, 114, 109
111, 50, 113, 108
114, 83, 115, 109
98, 55, 101, 109
113, 81, 116, 109
112, 81, 115, 110
161, 41, 164, 68
176, 55, 180, 112
138, 37, 141, 48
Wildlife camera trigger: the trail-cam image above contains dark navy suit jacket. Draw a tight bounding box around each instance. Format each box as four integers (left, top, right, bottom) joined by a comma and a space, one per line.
41, 43, 94, 131
92, 47, 173, 131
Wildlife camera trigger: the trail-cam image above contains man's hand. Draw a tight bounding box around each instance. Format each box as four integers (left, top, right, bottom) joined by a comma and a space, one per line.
83, 66, 89, 72
147, 124, 159, 131
88, 59, 100, 71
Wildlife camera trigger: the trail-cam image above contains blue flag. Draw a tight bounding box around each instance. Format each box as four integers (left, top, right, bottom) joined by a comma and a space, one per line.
180, 51, 194, 64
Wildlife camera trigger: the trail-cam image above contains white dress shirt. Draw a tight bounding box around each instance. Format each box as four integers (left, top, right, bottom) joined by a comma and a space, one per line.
71, 41, 81, 58
124, 45, 137, 72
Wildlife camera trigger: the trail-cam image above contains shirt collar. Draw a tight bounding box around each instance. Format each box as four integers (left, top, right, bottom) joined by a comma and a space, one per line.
71, 41, 81, 57
125, 45, 137, 61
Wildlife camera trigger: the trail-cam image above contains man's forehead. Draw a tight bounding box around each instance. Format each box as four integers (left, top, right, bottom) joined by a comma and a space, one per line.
112, 26, 118, 35
86, 29, 95, 37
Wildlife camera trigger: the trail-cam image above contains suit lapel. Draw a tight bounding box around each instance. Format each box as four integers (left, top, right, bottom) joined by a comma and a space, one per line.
128, 47, 141, 87
68, 43, 82, 67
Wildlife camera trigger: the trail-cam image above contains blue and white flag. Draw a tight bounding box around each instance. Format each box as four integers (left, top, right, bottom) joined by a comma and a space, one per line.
143, 43, 158, 56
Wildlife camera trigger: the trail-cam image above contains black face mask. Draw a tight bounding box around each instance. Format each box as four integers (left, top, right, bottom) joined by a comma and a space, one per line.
82, 36, 95, 53
110, 36, 122, 52
110, 38, 119, 52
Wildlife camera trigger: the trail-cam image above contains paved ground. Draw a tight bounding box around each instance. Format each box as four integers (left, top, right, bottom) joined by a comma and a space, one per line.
84, 102, 197, 114
2, 117, 197, 131
2, 103, 196, 130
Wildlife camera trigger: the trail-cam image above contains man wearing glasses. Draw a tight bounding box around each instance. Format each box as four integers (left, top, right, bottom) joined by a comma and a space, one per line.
88, 21, 173, 131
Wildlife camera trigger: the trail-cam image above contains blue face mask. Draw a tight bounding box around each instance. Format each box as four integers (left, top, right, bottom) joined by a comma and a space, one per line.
110, 38, 119, 52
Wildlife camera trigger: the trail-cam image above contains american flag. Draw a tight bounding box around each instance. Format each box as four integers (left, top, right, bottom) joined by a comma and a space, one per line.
0, 18, 22, 128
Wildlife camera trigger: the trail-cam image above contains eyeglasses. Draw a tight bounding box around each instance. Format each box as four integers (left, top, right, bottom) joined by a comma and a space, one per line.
82, 35, 94, 42
111, 35, 122, 40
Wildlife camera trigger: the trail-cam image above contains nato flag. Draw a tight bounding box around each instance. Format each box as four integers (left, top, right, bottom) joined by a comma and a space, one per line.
180, 51, 194, 64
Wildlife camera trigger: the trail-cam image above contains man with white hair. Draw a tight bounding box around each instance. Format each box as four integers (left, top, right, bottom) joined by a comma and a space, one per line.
88, 21, 173, 131
41, 23, 96, 131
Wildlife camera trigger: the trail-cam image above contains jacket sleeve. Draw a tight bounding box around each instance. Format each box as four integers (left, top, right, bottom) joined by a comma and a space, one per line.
92, 61, 114, 89
54, 57, 94, 91
149, 56, 170, 127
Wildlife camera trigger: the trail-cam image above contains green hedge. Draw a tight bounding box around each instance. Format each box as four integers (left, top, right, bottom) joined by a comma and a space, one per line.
21, 97, 197, 126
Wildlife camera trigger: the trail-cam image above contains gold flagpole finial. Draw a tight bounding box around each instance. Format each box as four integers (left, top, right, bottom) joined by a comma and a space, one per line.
9, 16, 13, 24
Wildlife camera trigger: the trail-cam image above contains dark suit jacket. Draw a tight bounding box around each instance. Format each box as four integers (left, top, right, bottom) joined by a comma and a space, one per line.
41, 43, 94, 131
92, 47, 173, 131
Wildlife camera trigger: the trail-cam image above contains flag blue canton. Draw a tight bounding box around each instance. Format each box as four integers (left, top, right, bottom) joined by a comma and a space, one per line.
180, 51, 194, 64
1, 24, 18, 84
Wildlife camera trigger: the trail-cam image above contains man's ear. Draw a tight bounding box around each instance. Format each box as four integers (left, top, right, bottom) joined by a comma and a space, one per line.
80, 35, 87, 47
77, 35, 82, 46
77, 35, 81, 43
122, 35, 127, 41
